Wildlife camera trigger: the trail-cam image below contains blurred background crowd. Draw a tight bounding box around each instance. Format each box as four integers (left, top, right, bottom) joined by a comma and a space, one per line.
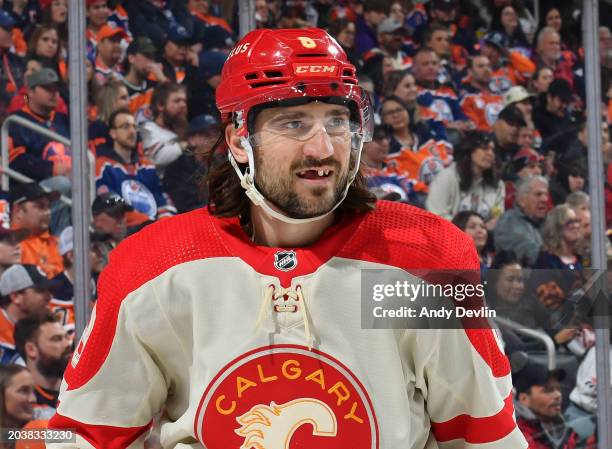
0, 0, 611, 447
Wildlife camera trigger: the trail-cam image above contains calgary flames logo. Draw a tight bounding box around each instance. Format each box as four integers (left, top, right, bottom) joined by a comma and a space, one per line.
235, 399, 337, 449
195, 345, 378, 448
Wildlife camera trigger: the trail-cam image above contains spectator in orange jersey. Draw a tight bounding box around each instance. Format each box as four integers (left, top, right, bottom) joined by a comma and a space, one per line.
460, 54, 504, 132
481, 31, 535, 94
0, 264, 53, 365
11, 183, 63, 279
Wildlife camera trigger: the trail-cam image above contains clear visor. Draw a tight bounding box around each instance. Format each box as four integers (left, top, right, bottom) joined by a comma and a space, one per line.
239, 82, 373, 142
251, 111, 360, 145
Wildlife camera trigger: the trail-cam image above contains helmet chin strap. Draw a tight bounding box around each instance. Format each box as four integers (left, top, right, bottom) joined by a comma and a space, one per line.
228, 136, 364, 225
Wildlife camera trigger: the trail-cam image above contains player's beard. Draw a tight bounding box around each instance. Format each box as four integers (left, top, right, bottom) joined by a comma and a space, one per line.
37, 349, 71, 379
253, 152, 352, 219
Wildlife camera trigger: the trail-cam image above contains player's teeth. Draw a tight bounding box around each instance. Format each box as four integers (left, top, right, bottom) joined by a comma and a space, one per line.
324, 170, 330, 176
318, 170, 325, 176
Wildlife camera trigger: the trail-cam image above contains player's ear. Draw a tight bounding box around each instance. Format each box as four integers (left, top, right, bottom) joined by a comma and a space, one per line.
225, 124, 249, 164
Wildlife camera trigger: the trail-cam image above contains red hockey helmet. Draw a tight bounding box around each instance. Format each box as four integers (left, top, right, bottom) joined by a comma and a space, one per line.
216, 28, 372, 140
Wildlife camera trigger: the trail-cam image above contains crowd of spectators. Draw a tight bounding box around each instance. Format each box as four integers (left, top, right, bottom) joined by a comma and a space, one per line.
0, 0, 611, 447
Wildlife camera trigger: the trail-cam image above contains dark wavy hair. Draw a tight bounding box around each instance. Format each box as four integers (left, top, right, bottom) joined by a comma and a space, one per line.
204, 121, 376, 224
454, 130, 499, 192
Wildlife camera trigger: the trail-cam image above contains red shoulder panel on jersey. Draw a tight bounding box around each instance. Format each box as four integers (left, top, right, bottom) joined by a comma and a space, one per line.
338, 201, 510, 378
63, 209, 230, 390
430, 392, 516, 443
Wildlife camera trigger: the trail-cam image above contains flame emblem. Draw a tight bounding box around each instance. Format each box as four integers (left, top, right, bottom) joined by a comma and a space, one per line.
235, 398, 337, 449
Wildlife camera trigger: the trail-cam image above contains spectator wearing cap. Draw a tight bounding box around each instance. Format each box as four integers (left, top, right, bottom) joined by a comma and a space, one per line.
94, 24, 127, 85
481, 31, 535, 94
122, 37, 166, 117
533, 78, 574, 140
412, 46, 470, 141
492, 103, 526, 165
97, 109, 176, 227
139, 83, 188, 171
533, 27, 575, 89
188, 0, 232, 34
91, 193, 131, 252
13, 312, 71, 418
163, 114, 221, 211
513, 360, 577, 449
160, 26, 199, 85
494, 176, 548, 267
48, 226, 100, 335
426, 131, 504, 226
0, 228, 25, 278
125, 0, 202, 52
459, 54, 504, 132
0, 264, 53, 365
11, 182, 63, 279
362, 18, 410, 71
504, 85, 541, 150
355, 0, 388, 57
0, 9, 26, 122
7, 68, 71, 183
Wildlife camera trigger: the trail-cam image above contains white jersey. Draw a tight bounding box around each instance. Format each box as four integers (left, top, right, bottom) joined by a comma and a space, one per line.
47, 201, 528, 449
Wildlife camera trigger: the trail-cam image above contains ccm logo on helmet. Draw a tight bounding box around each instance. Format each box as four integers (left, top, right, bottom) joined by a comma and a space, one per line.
292, 63, 338, 76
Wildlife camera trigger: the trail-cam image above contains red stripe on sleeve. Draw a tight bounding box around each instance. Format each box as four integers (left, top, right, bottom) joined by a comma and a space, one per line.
431, 392, 517, 444
48, 412, 151, 449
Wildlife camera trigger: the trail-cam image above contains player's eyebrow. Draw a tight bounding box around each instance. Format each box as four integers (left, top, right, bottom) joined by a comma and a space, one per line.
269, 111, 309, 123
326, 108, 350, 118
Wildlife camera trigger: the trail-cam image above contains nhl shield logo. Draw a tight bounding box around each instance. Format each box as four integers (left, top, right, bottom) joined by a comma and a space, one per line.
274, 250, 297, 271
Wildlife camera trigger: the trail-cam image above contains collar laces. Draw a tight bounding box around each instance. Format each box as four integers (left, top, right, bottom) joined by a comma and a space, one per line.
256, 284, 314, 350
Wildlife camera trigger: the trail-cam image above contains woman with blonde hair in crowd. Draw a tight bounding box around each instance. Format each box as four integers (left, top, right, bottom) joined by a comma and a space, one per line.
88, 78, 130, 154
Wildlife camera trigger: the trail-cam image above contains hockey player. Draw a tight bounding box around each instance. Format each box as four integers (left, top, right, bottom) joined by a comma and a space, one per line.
48, 29, 528, 448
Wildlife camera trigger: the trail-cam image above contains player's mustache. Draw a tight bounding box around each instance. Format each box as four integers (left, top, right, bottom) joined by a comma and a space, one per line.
291, 157, 340, 171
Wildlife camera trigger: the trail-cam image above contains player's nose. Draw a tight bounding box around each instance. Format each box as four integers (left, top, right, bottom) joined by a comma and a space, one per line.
301, 127, 334, 159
